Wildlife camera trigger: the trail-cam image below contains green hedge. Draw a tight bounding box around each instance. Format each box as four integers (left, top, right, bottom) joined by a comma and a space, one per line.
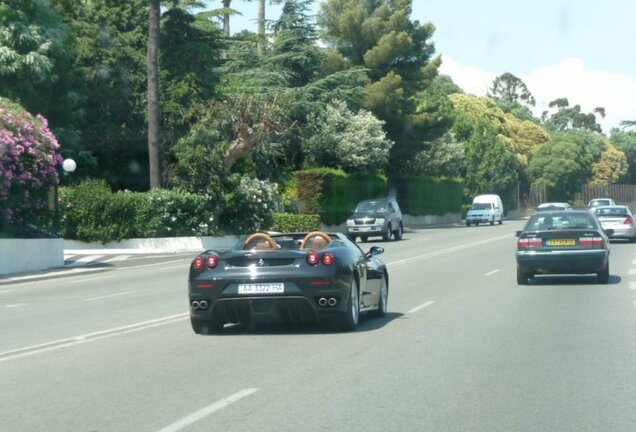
390, 175, 463, 216
270, 213, 320, 232
59, 180, 216, 243
295, 168, 387, 225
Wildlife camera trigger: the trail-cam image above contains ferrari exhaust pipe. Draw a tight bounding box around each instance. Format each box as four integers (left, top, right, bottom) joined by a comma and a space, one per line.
328, 297, 337, 307
191, 301, 200, 310
199, 300, 208, 309
318, 297, 328, 307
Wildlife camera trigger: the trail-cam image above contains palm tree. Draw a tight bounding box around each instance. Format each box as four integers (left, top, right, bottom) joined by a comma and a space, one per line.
148, 0, 161, 188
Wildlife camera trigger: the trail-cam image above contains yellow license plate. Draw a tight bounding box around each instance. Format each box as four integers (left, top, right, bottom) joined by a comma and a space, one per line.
549, 239, 576, 246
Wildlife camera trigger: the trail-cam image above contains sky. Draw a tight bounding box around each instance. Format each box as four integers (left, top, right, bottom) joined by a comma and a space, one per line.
203, 0, 636, 133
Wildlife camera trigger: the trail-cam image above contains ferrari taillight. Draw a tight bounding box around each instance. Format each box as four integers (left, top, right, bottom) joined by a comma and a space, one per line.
192, 255, 219, 270
192, 256, 205, 270
206, 255, 219, 269
579, 237, 605, 247
306, 252, 320, 266
517, 238, 543, 249
321, 253, 335, 266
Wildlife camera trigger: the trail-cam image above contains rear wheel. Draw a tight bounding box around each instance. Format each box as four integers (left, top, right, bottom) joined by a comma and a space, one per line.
360, 235, 368, 242
190, 317, 223, 335
339, 278, 360, 331
498, 218, 503, 225
516, 267, 531, 285
466, 222, 471, 227
597, 263, 610, 284
630, 236, 636, 243
369, 274, 388, 318
393, 224, 403, 240
383, 224, 393, 241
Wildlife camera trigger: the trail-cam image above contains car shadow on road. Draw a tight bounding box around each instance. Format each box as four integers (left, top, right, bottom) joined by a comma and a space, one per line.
203, 312, 404, 336
526, 274, 622, 286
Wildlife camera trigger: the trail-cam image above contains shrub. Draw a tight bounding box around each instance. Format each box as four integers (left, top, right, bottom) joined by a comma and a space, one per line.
270, 213, 320, 232
59, 179, 135, 242
59, 179, 218, 242
0, 98, 62, 237
217, 174, 280, 234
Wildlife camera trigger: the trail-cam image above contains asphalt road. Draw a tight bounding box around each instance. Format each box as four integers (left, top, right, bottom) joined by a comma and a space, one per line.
2, 221, 636, 431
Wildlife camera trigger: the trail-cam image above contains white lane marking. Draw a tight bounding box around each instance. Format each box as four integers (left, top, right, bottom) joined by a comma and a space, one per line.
629, 282, 636, 290
82, 291, 137, 302
407, 301, 435, 314
0, 267, 110, 284
630, 269, 636, 276
484, 269, 500, 277
5, 304, 26, 308
632, 259, 636, 265
67, 275, 117, 284
387, 233, 513, 267
64, 254, 76, 260
0, 312, 188, 363
156, 388, 260, 432
66, 255, 104, 266
119, 258, 191, 270
103, 255, 133, 263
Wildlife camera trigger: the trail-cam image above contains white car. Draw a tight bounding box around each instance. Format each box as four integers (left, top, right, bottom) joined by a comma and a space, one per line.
536, 202, 572, 212
593, 205, 636, 242
588, 198, 616, 208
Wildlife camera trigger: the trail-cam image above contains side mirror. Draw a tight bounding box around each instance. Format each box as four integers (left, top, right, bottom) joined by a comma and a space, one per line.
368, 246, 384, 256
515, 230, 522, 237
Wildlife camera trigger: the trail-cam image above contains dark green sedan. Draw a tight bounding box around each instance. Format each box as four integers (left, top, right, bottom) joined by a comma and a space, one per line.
515, 210, 612, 285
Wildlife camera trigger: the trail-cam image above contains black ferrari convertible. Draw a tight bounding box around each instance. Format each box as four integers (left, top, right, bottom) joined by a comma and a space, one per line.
188, 231, 389, 334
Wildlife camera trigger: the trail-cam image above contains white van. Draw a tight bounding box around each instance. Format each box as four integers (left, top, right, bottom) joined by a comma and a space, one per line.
465, 194, 504, 226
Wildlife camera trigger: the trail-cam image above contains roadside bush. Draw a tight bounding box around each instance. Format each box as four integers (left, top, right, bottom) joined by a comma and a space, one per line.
59, 179, 135, 242
0, 98, 62, 237
60, 179, 218, 242
131, 189, 217, 237
270, 213, 320, 232
218, 174, 279, 234
391, 175, 463, 216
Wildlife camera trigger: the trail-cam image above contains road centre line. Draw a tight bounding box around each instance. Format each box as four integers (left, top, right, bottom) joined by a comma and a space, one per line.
387, 233, 513, 267
156, 388, 260, 432
630, 282, 636, 290
407, 301, 435, 314
630, 269, 636, 276
484, 269, 500, 276
82, 290, 137, 301
0, 312, 188, 363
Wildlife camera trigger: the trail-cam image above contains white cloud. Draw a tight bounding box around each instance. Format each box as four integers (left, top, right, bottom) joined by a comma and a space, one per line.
439, 55, 636, 133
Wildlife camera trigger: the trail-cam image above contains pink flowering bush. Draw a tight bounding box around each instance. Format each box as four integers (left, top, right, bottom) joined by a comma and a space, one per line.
0, 98, 62, 237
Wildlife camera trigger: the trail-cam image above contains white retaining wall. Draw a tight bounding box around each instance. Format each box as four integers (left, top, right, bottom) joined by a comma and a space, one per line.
0, 238, 64, 276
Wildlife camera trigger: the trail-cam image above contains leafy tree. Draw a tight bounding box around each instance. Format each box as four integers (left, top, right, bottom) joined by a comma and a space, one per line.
610, 128, 636, 183
590, 140, 628, 185
542, 97, 605, 133
1, 0, 84, 152
303, 99, 393, 173
407, 132, 464, 177
318, 0, 444, 168
463, 119, 518, 198
489, 72, 535, 106
529, 130, 605, 199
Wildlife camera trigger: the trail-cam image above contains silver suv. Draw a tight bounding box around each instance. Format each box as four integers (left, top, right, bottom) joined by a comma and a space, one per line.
346, 198, 404, 242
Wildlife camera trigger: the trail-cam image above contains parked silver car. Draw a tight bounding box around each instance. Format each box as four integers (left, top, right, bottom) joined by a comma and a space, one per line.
593, 205, 636, 242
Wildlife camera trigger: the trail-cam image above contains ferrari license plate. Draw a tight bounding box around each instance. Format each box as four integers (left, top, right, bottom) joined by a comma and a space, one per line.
238, 283, 284, 294
548, 239, 576, 246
